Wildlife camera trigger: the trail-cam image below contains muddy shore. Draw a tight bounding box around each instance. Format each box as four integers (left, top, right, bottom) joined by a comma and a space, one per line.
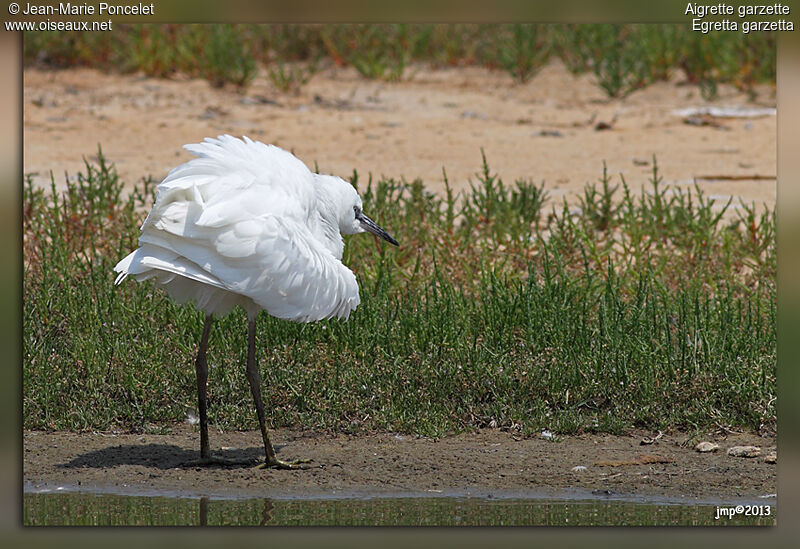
24, 427, 776, 503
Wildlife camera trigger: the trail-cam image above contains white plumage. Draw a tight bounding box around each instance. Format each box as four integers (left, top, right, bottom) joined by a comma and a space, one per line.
113, 135, 397, 468
115, 135, 395, 322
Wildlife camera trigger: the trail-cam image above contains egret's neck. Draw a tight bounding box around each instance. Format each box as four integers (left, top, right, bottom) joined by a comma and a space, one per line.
313, 185, 345, 260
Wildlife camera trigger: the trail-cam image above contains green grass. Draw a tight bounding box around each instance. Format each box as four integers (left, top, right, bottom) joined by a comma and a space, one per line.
23, 151, 775, 437
24, 24, 775, 98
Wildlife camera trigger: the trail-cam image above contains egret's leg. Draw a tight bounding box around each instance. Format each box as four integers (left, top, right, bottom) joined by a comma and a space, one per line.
245, 318, 311, 470
184, 314, 254, 467
196, 313, 213, 459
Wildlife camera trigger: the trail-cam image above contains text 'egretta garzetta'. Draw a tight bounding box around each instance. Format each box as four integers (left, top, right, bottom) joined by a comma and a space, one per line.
114, 135, 398, 469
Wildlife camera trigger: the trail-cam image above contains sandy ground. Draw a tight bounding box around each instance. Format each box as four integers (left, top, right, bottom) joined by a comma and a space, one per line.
24, 426, 775, 503
24, 62, 775, 213
23, 63, 777, 501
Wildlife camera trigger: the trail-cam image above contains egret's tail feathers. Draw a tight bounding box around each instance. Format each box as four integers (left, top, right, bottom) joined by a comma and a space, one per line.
112, 245, 259, 316
113, 252, 136, 285
114, 246, 226, 289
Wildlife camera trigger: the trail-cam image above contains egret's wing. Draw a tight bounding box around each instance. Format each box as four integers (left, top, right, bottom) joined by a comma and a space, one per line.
135, 213, 359, 322
142, 135, 316, 229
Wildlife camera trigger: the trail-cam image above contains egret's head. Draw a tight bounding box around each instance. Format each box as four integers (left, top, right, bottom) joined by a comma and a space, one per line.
319, 175, 399, 246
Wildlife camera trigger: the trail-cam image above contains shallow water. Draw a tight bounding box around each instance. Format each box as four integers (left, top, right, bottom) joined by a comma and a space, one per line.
24, 490, 775, 526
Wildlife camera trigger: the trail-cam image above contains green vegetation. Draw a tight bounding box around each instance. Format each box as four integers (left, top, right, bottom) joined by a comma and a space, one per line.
24, 24, 776, 98
23, 151, 775, 437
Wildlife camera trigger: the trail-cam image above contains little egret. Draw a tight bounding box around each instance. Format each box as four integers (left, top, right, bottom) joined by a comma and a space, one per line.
114, 135, 398, 469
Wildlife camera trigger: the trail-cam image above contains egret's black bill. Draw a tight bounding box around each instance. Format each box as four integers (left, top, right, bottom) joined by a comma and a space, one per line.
357, 211, 399, 246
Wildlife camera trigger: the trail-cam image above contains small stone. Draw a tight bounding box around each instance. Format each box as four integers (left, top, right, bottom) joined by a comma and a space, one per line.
695, 441, 719, 453
641, 432, 663, 445
727, 445, 761, 458
536, 129, 563, 138
461, 110, 487, 120
764, 452, 777, 464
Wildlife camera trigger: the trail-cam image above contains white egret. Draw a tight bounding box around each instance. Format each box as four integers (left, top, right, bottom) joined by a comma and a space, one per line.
114, 135, 398, 469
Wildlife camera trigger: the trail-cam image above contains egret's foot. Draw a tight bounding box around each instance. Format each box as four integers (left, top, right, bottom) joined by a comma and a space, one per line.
183, 454, 258, 467
258, 457, 313, 470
